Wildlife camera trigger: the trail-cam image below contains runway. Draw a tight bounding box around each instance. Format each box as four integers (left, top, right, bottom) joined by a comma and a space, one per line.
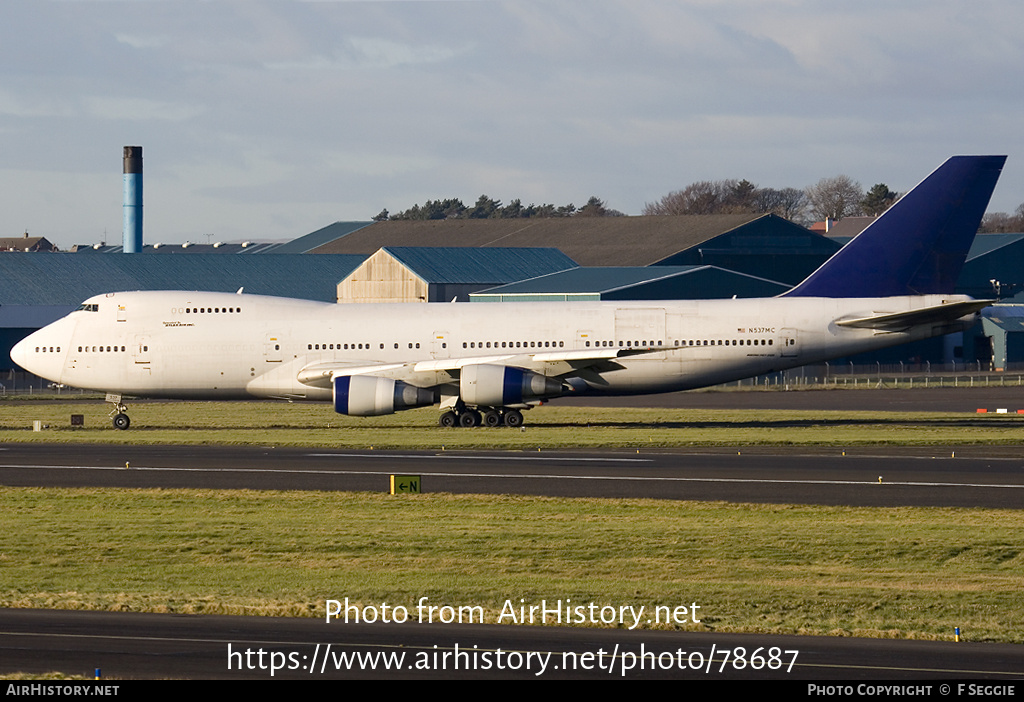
3, 388, 1022, 680
2, 608, 1022, 680
1, 443, 1022, 508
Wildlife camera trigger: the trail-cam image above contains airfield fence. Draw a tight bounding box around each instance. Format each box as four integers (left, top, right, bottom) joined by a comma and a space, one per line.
726, 361, 1024, 390
1, 370, 94, 397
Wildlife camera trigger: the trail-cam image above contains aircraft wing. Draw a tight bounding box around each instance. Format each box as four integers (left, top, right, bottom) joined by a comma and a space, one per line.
834, 299, 992, 332
296, 344, 676, 390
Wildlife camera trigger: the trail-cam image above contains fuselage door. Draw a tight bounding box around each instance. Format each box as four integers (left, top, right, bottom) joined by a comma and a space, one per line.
779, 328, 799, 357
264, 334, 283, 363
133, 335, 151, 365
431, 331, 450, 359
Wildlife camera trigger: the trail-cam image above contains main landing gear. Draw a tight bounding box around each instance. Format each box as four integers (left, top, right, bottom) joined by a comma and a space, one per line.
106, 393, 131, 430
439, 407, 525, 428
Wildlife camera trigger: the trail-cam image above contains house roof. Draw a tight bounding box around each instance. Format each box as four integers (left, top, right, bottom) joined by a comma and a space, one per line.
0, 236, 57, 252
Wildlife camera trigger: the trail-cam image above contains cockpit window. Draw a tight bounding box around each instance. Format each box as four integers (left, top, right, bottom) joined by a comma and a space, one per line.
76, 303, 99, 312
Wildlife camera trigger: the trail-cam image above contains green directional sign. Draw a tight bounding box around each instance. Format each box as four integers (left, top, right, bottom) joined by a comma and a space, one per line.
390, 475, 421, 495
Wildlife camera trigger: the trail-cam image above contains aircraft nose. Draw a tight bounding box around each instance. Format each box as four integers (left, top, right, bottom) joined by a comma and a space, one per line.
10, 326, 61, 379
10, 334, 34, 372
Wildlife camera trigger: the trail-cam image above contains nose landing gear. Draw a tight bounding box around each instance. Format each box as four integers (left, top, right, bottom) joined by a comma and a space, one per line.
106, 393, 131, 430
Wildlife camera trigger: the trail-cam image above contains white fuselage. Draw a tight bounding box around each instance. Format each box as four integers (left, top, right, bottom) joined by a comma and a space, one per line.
12, 290, 978, 404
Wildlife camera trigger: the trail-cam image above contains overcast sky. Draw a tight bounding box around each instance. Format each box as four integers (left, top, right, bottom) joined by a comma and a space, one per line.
2, 0, 1022, 249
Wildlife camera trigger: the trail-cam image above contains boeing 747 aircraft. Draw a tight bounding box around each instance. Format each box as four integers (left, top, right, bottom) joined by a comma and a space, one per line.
12, 155, 1006, 429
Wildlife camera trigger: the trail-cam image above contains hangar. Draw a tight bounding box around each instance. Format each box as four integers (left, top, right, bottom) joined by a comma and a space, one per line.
470, 266, 789, 303
309, 213, 838, 285
336, 246, 578, 303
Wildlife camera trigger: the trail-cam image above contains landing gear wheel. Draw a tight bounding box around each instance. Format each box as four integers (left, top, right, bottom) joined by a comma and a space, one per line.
482, 409, 502, 428
439, 411, 457, 428
459, 410, 481, 428
113, 413, 131, 431
503, 409, 524, 427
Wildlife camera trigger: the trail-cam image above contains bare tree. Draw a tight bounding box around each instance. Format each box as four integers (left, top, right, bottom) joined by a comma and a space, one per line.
751, 187, 808, 222
645, 180, 808, 221
979, 204, 1024, 233
643, 180, 741, 215
805, 175, 863, 221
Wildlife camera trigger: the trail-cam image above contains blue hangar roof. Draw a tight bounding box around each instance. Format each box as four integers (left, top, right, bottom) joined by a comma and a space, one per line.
0, 253, 367, 306
381, 246, 578, 284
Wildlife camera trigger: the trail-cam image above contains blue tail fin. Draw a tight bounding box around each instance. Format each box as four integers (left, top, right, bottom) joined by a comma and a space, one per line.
784, 155, 1006, 298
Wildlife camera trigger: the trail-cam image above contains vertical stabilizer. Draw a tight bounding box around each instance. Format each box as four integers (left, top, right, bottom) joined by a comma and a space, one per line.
785, 155, 1006, 298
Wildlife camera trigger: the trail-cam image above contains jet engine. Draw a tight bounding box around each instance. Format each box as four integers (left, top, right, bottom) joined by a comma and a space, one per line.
460, 364, 565, 407
333, 375, 436, 416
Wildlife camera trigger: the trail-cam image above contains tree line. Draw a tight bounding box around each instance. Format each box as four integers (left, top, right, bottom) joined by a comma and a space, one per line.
374, 195, 623, 221
376, 178, 1023, 232
980, 204, 1024, 233
642, 176, 898, 223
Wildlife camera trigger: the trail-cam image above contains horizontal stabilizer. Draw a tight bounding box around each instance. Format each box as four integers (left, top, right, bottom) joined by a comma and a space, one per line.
835, 299, 993, 331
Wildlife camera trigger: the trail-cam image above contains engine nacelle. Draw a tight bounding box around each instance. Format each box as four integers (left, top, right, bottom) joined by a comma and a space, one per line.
333, 375, 436, 416
460, 364, 565, 407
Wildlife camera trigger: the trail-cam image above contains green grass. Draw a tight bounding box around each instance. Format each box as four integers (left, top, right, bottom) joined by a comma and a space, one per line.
2, 398, 1021, 644
1, 487, 1021, 642
2, 399, 1024, 448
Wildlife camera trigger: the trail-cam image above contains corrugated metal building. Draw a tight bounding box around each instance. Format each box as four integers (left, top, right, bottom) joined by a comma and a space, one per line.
337, 247, 578, 303
970, 305, 1024, 370
957, 234, 1024, 303
652, 215, 841, 285
70, 242, 282, 254
310, 214, 838, 282
68, 222, 375, 255
470, 266, 790, 302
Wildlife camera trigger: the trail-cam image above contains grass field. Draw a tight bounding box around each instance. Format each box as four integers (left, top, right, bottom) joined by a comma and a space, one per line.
2, 398, 1024, 449
1, 397, 1022, 644
1, 487, 1021, 642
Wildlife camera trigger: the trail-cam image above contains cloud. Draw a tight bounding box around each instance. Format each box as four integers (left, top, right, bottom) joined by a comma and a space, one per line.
267, 36, 468, 71
0, 88, 77, 118
2, 0, 1023, 248
83, 96, 205, 122
115, 32, 167, 50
